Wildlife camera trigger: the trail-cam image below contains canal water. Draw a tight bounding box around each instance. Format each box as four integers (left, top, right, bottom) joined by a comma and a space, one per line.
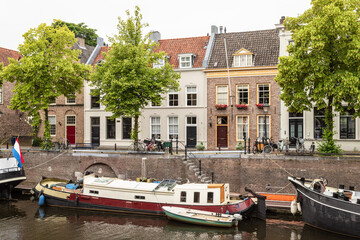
0, 194, 353, 240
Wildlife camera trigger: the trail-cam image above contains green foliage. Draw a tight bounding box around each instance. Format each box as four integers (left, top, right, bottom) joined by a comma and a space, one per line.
317, 128, 343, 154
90, 6, 180, 141
236, 141, 244, 150
275, 0, 360, 148
32, 137, 42, 147
53, 20, 98, 47
0, 21, 92, 148
196, 142, 205, 151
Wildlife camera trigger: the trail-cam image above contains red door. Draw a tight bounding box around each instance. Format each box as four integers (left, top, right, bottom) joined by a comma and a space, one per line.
67, 126, 76, 144
217, 126, 228, 148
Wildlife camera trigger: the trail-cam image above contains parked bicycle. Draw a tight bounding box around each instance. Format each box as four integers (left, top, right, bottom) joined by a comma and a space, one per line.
294, 137, 315, 154
144, 138, 165, 152
252, 137, 263, 154
128, 140, 146, 152
277, 138, 290, 152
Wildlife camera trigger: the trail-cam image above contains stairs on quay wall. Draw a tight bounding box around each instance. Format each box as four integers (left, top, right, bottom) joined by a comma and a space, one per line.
183, 157, 212, 184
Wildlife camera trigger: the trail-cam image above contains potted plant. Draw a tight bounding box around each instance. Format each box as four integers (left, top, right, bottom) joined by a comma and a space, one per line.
235, 104, 247, 110
215, 104, 227, 110
236, 141, 244, 150
196, 142, 205, 151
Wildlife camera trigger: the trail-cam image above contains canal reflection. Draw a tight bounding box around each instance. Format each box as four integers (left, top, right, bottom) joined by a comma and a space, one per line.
0, 197, 357, 240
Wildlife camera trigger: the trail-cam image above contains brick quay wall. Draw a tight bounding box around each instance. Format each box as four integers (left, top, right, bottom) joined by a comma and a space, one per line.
7, 151, 360, 194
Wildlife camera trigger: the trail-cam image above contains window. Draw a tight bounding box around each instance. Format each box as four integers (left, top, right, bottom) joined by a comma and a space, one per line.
151, 117, 161, 139
168, 117, 178, 139
106, 117, 116, 139
49, 116, 56, 136
207, 192, 214, 203
135, 195, 145, 200
187, 117, 196, 125
0, 86, 2, 104
258, 84, 270, 104
153, 58, 165, 68
237, 116, 249, 140
258, 115, 270, 138
179, 54, 192, 68
194, 192, 200, 203
233, 49, 253, 67
91, 90, 100, 109
180, 191, 186, 202
66, 94, 76, 104
67, 116, 76, 125
340, 108, 355, 139
236, 85, 249, 104
89, 190, 99, 194
49, 97, 56, 105
122, 117, 132, 139
152, 101, 161, 107
314, 107, 325, 139
217, 116, 228, 125
216, 86, 228, 105
168, 89, 178, 106
186, 86, 197, 106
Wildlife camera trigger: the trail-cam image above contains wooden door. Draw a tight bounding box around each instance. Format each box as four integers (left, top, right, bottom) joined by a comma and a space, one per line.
217, 126, 228, 148
186, 126, 197, 148
67, 126, 76, 144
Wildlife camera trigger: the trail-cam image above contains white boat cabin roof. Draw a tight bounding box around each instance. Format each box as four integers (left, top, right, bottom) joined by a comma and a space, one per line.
84, 176, 225, 192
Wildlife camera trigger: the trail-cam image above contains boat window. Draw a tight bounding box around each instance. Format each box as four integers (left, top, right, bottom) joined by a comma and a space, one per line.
194, 192, 200, 203
135, 195, 145, 200
180, 191, 186, 202
207, 192, 214, 203
89, 190, 99, 194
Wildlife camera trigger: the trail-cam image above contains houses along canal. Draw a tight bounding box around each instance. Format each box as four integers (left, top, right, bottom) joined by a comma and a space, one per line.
0, 194, 353, 240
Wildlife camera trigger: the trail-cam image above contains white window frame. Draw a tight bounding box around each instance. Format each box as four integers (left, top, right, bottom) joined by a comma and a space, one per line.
236, 85, 249, 105
234, 55, 252, 67
49, 115, 56, 136
153, 58, 165, 68
257, 84, 270, 105
186, 86, 197, 106
179, 54, 193, 68
257, 115, 270, 139
168, 89, 179, 107
151, 117, 161, 139
66, 95, 76, 104
168, 116, 179, 140
0, 86, 2, 104
216, 85, 228, 105
236, 115, 249, 141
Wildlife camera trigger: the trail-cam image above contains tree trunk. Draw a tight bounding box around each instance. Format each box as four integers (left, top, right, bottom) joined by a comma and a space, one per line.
134, 114, 139, 143
325, 98, 334, 142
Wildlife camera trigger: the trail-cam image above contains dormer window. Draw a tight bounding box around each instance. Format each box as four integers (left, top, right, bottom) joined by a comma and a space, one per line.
179, 54, 194, 68
153, 58, 165, 68
233, 48, 253, 67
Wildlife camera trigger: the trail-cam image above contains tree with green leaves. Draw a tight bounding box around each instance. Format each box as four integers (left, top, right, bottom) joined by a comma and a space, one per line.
275, 0, 360, 153
53, 20, 99, 47
90, 6, 180, 145
0, 21, 92, 149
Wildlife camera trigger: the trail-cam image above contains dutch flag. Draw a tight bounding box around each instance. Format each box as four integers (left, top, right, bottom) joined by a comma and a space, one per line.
12, 137, 24, 168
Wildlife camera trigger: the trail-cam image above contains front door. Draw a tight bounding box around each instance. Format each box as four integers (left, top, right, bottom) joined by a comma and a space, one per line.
67, 126, 76, 144
186, 126, 197, 148
216, 116, 228, 148
289, 119, 303, 147
91, 117, 100, 146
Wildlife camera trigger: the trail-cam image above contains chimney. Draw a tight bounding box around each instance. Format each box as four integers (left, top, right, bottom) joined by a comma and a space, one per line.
77, 37, 85, 48
220, 26, 223, 33
280, 16, 285, 24
150, 31, 161, 43
97, 37, 105, 46
211, 25, 218, 34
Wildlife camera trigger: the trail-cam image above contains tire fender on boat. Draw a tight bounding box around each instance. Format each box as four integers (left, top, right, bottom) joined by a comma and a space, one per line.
38, 194, 45, 206
290, 199, 297, 215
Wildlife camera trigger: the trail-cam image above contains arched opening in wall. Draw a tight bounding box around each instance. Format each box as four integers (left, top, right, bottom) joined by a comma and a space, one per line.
85, 163, 116, 178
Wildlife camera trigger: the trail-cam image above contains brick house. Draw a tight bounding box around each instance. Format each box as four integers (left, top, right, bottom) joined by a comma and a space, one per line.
0, 47, 33, 145
38, 38, 94, 145
205, 28, 280, 150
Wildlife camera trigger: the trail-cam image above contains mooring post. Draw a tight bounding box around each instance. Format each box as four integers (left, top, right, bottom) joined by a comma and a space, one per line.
185, 145, 188, 161
115, 143, 117, 151
244, 136, 247, 154
176, 138, 178, 154
199, 160, 202, 176
211, 172, 214, 183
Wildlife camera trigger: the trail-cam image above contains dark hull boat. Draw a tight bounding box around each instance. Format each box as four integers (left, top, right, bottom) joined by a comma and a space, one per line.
289, 176, 360, 238
0, 157, 26, 199
34, 173, 255, 217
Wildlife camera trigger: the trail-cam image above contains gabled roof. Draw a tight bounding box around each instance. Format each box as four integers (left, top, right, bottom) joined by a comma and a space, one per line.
157, 36, 210, 69
0, 47, 21, 66
208, 29, 279, 69
92, 46, 110, 66
72, 39, 95, 64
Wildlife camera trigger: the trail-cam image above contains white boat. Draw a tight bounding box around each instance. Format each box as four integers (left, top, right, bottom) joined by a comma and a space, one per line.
34, 172, 255, 216
0, 157, 26, 199
162, 206, 242, 227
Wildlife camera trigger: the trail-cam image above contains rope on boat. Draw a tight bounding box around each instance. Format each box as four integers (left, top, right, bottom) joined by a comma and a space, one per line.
26, 151, 67, 170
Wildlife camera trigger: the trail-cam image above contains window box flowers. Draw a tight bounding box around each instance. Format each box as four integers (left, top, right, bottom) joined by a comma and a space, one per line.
215, 104, 227, 110
256, 103, 264, 109
235, 104, 248, 110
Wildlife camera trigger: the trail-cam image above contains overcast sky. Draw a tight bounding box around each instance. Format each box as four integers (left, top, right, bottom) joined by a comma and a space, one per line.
1, 0, 311, 51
